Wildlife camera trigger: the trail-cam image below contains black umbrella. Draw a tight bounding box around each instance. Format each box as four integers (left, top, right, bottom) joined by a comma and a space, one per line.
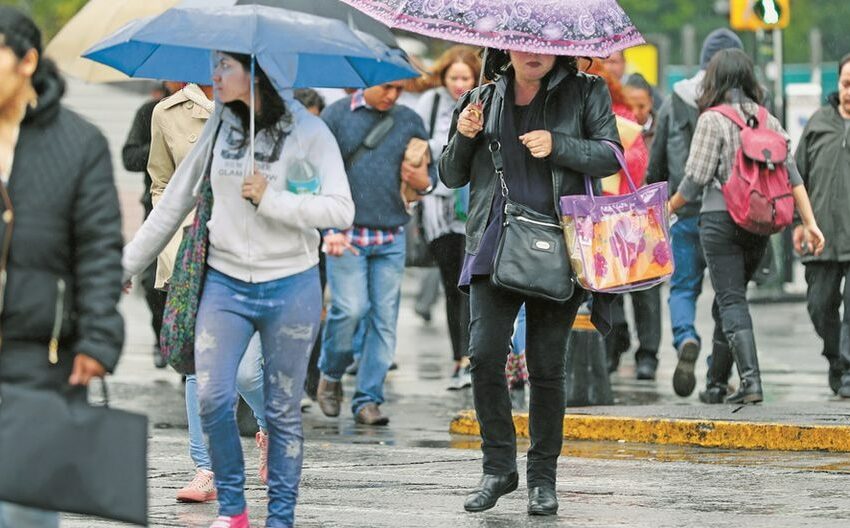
236, 0, 398, 48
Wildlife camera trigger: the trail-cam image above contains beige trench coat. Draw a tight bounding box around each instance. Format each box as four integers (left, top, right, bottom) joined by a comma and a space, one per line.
147, 84, 213, 289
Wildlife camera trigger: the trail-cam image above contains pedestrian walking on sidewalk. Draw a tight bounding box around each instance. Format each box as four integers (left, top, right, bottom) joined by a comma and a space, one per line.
147, 83, 270, 502
0, 8, 124, 526
794, 54, 850, 398
316, 82, 436, 426
123, 52, 354, 528
414, 45, 481, 390
646, 28, 745, 399
668, 49, 825, 405
587, 59, 662, 381
441, 49, 621, 516
122, 82, 180, 369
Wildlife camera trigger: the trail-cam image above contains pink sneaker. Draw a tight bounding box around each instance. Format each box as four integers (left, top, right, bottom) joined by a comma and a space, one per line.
176, 469, 217, 503
209, 510, 249, 528
255, 431, 268, 485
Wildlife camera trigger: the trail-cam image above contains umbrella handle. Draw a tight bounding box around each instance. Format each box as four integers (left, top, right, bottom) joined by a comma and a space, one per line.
245, 54, 258, 208
473, 48, 489, 105
250, 53, 255, 178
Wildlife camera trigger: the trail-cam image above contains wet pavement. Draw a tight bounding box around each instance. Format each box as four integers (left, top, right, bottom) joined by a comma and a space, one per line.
61, 272, 850, 527
52, 81, 850, 527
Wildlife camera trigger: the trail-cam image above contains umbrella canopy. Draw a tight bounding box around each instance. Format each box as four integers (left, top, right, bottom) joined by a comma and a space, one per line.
338, 0, 644, 57
83, 4, 418, 89
236, 0, 397, 47
44, 0, 180, 83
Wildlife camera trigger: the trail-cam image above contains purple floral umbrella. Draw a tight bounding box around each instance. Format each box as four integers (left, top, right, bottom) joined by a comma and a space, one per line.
337, 0, 644, 57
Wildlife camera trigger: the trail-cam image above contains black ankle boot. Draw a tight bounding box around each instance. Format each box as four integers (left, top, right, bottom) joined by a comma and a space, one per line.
699, 340, 734, 404
527, 486, 558, 515
827, 357, 843, 395
464, 472, 519, 512
635, 352, 658, 380
725, 330, 763, 404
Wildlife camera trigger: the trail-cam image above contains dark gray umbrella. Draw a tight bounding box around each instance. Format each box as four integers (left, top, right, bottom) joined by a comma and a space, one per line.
236, 0, 398, 47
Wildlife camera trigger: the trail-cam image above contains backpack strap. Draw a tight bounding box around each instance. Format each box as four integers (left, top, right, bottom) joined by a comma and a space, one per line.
708, 105, 748, 129
428, 92, 441, 139
755, 105, 769, 130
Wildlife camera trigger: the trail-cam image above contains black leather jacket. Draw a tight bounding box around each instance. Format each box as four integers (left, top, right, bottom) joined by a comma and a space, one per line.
439, 67, 622, 255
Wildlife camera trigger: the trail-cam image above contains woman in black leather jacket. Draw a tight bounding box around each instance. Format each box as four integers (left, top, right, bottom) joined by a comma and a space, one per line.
440, 49, 620, 516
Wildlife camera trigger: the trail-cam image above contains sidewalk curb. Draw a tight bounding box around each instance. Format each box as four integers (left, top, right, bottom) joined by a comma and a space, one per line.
450, 410, 850, 452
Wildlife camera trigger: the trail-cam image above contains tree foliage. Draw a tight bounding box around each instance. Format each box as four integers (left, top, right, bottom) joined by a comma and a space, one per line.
620, 0, 850, 63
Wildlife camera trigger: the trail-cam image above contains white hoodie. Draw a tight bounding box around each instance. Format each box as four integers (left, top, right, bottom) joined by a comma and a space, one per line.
123, 101, 354, 283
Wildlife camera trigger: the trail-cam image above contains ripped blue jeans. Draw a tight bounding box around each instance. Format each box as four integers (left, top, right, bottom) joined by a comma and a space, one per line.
195, 266, 321, 528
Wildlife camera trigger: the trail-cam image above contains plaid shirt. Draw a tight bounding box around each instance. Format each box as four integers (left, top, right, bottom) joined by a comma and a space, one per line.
350, 90, 369, 112
679, 102, 799, 202
326, 226, 403, 247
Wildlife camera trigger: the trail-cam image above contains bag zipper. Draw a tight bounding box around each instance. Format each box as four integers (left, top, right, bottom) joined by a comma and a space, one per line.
48, 278, 65, 365
515, 215, 560, 229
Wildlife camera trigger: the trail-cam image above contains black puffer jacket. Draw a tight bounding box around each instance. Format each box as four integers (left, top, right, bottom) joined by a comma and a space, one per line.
0, 69, 124, 380
439, 67, 621, 255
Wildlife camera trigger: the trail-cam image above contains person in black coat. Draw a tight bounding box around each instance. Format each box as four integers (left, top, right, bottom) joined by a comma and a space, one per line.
122, 88, 170, 369
0, 9, 124, 524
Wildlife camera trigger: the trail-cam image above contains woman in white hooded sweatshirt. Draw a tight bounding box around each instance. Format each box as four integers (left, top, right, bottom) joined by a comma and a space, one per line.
122, 52, 354, 528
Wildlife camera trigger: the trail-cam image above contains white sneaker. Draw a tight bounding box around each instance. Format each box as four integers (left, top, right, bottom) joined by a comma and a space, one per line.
176, 469, 216, 503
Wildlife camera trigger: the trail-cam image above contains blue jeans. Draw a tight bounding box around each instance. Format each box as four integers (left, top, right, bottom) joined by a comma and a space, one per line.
0, 503, 58, 528
185, 334, 266, 471
320, 236, 405, 414
668, 215, 706, 351
512, 304, 527, 355
196, 267, 321, 527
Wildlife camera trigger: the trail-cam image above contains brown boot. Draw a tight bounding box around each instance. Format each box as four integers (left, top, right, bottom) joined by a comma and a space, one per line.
316, 377, 342, 417
354, 403, 389, 426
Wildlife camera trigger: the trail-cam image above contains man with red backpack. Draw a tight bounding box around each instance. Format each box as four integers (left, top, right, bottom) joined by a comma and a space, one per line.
794, 54, 850, 398
668, 49, 824, 404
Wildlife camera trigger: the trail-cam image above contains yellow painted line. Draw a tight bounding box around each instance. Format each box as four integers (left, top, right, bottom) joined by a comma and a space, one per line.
450, 410, 850, 453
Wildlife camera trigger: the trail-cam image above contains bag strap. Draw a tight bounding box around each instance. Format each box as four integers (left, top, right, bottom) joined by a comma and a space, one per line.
708, 105, 749, 130
0, 179, 14, 321
345, 106, 397, 168
429, 92, 441, 139
583, 141, 636, 199
483, 88, 509, 199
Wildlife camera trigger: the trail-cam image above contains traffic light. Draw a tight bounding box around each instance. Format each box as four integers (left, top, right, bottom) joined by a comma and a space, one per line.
730, 0, 791, 31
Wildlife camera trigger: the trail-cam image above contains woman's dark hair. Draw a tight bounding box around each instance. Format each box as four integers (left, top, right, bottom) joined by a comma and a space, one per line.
221, 52, 290, 147
482, 48, 578, 81
697, 48, 764, 112
0, 6, 66, 99
293, 88, 325, 113
839, 53, 850, 76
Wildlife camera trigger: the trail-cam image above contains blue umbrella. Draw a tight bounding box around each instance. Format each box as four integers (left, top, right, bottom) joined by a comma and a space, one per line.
84, 3, 419, 179
83, 3, 418, 89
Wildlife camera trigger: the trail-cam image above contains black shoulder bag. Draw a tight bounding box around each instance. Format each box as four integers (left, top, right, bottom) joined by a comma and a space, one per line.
486, 96, 574, 303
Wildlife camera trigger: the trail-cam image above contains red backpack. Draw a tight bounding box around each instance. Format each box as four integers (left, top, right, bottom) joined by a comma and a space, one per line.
709, 105, 794, 235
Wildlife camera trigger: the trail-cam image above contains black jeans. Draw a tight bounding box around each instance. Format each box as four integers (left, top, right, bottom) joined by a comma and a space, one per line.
804, 262, 850, 368
430, 234, 469, 362
700, 212, 769, 340
606, 285, 662, 363
468, 278, 583, 488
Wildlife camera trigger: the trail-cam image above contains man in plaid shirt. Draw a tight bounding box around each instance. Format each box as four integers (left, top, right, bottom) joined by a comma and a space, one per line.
317, 82, 436, 426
